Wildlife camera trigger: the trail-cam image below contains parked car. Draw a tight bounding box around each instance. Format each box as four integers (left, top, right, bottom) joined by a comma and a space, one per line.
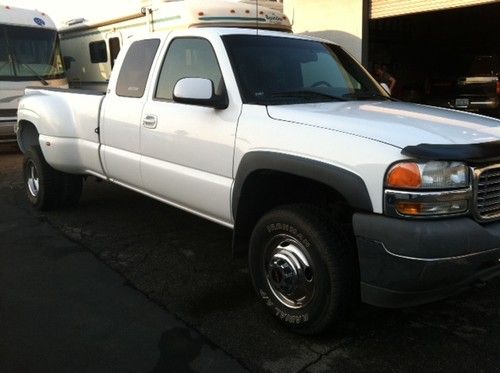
450, 54, 500, 117
15, 27, 500, 335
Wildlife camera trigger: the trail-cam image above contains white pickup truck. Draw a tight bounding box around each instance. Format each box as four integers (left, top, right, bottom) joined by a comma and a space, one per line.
16, 27, 500, 334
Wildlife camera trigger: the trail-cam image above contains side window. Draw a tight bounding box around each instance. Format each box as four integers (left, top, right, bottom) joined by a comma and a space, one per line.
116, 39, 160, 98
108, 37, 121, 68
89, 40, 107, 63
155, 38, 223, 101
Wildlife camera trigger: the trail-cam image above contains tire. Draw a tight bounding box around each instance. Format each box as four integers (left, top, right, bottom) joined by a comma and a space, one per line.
23, 145, 64, 210
249, 204, 356, 335
61, 174, 83, 207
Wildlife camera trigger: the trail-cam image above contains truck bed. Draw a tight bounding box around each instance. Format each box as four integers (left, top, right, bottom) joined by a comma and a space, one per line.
20, 87, 106, 176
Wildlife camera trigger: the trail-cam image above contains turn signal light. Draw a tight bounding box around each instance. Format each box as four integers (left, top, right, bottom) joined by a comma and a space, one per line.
394, 200, 468, 216
386, 162, 422, 189
394, 202, 422, 215
496, 81, 500, 95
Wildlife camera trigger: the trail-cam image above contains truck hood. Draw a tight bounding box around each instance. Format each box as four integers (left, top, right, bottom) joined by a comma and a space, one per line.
267, 101, 500, 148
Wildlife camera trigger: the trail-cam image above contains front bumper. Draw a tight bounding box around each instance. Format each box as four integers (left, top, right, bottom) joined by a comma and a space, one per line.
353, 213, 500, 308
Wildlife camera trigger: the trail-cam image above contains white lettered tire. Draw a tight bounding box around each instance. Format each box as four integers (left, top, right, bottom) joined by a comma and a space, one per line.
249, 204, 356, 334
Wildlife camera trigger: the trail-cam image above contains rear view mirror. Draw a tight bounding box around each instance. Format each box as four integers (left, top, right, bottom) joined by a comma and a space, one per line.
173, 78, 228, 109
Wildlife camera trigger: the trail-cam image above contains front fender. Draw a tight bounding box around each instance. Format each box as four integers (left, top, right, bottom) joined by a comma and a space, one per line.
232, 151, 374, 218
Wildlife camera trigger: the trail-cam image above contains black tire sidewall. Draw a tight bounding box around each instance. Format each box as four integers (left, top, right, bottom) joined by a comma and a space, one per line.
249, 206, 348, 333
22, 146, 63, 210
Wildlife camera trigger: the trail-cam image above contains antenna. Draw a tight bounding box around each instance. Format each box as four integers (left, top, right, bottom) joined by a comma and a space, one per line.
256, 0, 259, 35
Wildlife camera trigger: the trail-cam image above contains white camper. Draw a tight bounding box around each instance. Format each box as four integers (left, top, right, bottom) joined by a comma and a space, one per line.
59, 0, 291, 91
0, 5, 67, 143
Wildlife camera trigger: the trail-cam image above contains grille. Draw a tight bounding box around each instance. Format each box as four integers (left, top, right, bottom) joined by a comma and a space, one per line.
0, 109, 17, 118
475, 166, 500, 221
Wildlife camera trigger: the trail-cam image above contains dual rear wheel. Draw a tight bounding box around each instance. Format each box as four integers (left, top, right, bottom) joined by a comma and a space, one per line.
23, 146, 83, 210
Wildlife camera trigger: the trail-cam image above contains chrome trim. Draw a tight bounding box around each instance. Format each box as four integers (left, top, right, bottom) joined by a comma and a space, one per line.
384, 188, 472, 218
470, 101, 497, 105
377, 240, 500, 262
264, 234, 315, 309
472, 164, 500, 222
26, 160, 40, 198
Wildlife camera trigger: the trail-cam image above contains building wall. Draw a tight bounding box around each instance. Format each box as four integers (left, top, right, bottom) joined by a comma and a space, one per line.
283, 0, 364, 62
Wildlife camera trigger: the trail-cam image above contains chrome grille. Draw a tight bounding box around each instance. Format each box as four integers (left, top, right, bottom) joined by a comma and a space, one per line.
475, 165, 500, 221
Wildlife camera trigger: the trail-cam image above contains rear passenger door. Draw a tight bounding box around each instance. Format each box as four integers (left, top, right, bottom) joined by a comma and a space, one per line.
100, 38, 160, 188
140, 36, 241, 224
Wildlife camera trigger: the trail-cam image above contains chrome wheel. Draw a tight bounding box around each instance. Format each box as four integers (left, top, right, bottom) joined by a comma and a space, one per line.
265, 234, 315, 309
26, 161, 40, 198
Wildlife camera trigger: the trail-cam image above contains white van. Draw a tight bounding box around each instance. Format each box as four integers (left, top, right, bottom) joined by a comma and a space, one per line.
0, 5, 68, 143
59, 0, 290, 91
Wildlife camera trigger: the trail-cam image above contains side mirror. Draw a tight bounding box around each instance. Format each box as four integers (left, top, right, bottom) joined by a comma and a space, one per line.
173, 78, 228, 109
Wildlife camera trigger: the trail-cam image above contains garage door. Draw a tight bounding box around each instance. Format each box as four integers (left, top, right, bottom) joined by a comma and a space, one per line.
370, 0, 499, 19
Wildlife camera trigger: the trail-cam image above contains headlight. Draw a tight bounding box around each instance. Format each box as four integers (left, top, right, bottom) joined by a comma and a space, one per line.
386, 161, 469, 189
385, 161, 472, 218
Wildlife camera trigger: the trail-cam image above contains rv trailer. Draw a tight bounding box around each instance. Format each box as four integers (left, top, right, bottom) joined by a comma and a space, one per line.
0, 5, 67, 143
59, 0, 290, 91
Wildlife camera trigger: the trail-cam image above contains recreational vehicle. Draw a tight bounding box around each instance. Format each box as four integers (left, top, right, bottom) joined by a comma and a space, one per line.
59, 0, 290, 91
0, 5, 67, 143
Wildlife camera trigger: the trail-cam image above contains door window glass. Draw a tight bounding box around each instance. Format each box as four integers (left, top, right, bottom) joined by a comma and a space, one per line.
155, 38, 223, 100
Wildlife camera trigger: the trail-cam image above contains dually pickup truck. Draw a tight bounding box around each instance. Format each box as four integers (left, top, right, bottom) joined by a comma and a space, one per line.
16, 27, 500, 334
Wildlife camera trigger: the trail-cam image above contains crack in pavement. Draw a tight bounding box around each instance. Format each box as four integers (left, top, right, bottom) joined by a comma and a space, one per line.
298, 337, 356, 372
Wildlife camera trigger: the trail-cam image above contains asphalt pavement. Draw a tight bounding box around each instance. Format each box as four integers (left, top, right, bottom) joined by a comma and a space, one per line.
0, 145, 244, 373
1, 144, 500, 372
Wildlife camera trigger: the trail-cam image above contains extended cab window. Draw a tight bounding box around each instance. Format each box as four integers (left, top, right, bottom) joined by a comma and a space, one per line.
89, 40, 107, 63
116, 39, 160, 98
155, 38, 223, 100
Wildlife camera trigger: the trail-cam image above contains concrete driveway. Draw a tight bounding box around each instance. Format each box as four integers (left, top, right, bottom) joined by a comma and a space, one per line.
1, 145, 499, 372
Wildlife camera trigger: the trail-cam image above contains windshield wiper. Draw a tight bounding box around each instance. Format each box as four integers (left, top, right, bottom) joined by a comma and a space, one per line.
16, 62, 49, 86
270, 90, 347, 101
343, 92, 397, 101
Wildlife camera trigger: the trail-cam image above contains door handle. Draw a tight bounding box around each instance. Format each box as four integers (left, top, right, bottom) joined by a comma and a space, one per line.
142, 114, 158, 129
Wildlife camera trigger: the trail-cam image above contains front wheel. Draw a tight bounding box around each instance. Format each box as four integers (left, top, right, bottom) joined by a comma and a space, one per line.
249, 204, 356, 335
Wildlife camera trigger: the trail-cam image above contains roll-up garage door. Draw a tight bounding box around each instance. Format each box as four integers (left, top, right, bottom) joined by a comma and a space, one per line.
370, 0, 499, 19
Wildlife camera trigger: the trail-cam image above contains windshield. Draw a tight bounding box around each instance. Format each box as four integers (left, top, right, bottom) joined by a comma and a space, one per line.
222, 34, 389, 105
469, 56, 497, 76
0, 25, 65, 81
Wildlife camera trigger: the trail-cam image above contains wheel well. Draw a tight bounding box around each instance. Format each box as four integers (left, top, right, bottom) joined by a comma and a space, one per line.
232, 170, 354, 257
17, 121, 39, 153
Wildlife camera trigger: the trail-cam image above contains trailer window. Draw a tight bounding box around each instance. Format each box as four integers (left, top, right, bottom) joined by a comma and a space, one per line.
89, 40, 107, 63
109, 37, 121, 68
116, 39, 160, 98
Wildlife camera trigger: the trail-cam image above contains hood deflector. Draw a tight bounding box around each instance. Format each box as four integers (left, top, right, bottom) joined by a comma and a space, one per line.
402, 141, 500, 165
